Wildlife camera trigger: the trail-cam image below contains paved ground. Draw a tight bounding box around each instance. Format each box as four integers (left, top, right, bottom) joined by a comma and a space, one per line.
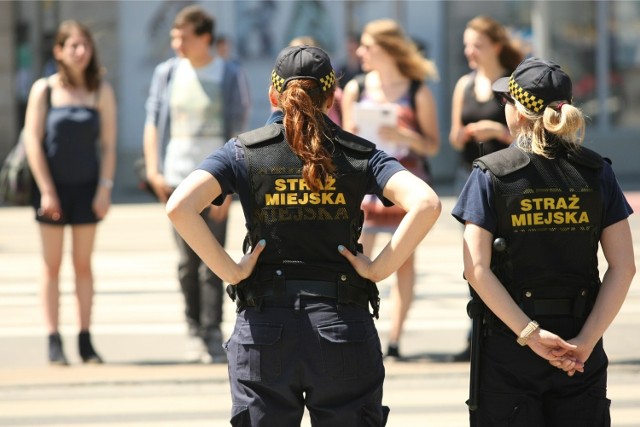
1, 193, 639, 426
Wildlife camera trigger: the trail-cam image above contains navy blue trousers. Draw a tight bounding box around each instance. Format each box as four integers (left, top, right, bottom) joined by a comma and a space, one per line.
225, 295, 389, 426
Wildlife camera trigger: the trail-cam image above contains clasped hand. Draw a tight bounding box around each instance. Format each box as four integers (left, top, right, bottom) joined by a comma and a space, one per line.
527, 328, 589, 377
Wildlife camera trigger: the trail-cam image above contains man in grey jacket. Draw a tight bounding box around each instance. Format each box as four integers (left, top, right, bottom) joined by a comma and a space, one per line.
143, 5, 250, 363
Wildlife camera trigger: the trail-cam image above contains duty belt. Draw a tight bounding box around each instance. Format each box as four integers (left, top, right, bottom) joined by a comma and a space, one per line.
226, 266, 380, 318
484, 284, 598, 334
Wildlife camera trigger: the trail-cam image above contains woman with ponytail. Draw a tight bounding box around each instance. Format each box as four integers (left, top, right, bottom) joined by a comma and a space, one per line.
452, 57, 635, 426
167, 45, 441, 426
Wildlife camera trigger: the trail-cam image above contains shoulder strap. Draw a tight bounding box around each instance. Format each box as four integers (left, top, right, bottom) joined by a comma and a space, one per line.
334, 128, 375, 153
45, 79, 52, 110
408, 79, 421, 113
237, 123, 283, 147
474, 148, 530, 177
354, 73, 366, 102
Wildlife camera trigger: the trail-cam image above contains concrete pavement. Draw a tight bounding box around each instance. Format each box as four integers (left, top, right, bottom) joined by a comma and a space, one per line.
1, 195, 639, 426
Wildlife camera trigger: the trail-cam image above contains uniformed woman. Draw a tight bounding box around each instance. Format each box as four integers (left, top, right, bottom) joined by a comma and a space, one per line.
452, 57, 635, 426
167, 45, 441, 427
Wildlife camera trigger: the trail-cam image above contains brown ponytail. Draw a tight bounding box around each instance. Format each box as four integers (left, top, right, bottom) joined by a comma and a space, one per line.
278, 79, 336, 192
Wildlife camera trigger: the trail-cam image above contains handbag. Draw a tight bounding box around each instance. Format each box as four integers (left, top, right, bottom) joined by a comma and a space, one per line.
0, 131, 33, 206
0, 82, 52, 206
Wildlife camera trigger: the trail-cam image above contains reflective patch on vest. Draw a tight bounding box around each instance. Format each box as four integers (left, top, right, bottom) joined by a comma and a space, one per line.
505, 189, 599, 233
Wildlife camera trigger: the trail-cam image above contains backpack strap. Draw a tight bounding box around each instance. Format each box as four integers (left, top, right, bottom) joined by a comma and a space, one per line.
354, 73, 366, 102
45, 78, 52, 110
408, 79, 421, 113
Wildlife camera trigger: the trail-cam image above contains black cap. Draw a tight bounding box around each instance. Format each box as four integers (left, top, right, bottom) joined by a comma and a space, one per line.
271, 45, 336, 93
492, 57, 572, 113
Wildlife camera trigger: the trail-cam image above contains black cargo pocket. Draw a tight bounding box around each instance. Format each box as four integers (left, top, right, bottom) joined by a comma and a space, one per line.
478, 391, 541, 426
234, 323, 283, 382
317, 319, 380, 380
360, 403, 390, 426
573, 388, 611, 427
230, 405, 250, 427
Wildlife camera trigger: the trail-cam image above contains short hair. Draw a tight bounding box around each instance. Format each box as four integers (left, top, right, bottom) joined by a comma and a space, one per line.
173, 5, 215, 45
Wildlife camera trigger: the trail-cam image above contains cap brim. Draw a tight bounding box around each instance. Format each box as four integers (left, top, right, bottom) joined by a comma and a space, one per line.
492, 77, 510, 94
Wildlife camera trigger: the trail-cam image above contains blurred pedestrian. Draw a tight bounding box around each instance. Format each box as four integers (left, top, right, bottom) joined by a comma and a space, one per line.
450, 15, 523, 192
167, 45, 441, 426
449, 15, 524, 362
215, 34, 232, 61
336, 32, 363, 89
453, 57, 635, 426
287, 35, 342, 125
342, 18, 440, 359
143, 4, 250, 363
24, 20, 117, 365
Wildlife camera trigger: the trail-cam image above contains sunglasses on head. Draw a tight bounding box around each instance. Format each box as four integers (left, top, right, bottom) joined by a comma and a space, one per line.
497, 92, 515, 107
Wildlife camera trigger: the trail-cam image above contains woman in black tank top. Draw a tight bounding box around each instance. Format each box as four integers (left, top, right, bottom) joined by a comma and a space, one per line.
450, 16, 524, 185
23, 20, 117, 366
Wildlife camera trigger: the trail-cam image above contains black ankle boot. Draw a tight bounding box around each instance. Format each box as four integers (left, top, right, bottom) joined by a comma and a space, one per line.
48, 333, 69, 365
79, 331, 103, 364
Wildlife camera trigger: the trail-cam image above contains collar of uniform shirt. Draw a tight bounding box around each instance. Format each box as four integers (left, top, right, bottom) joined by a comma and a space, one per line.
265, 110, 284, 125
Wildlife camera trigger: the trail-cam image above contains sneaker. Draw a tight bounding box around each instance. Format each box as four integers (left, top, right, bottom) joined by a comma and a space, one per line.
79, 331, 104, 364
203, 329, 227, 364
48, 333, 69, 366
185, 334, 207, 363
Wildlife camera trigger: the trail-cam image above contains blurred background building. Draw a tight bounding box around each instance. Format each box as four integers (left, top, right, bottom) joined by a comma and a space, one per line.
1, 0, 639, 200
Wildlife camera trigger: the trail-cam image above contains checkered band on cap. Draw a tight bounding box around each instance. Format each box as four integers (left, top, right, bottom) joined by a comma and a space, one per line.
271, 69, 336, 93
319, 70, 336, 92
509, 76, 545, 113
272, 70, 286, 93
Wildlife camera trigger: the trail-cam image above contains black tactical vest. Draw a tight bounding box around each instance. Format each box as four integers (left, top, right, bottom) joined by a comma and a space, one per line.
238, 122, 373, 277
475, 145, 606, 317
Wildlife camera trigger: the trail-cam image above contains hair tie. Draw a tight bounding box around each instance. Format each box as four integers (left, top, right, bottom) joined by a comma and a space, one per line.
555, 102, 566, 111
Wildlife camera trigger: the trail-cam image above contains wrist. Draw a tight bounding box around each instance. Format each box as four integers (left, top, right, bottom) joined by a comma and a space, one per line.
517, 320, 540, 346
99, 178, 114, 189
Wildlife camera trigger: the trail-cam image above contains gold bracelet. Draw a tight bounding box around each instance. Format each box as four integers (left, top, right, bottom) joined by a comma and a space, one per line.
516, 321, 539, 346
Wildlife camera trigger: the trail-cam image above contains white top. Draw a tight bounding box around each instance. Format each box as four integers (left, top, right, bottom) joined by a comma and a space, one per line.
164, 57, 226, 186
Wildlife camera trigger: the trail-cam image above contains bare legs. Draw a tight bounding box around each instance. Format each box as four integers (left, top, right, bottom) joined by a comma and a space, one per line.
40, 224, 65, 334
71, 225, 97, 331
39, 223, 100, 363
388, 254, 415, 345
361, 231, 416, 357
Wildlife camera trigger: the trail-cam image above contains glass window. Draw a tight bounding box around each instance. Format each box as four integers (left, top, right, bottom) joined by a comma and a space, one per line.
610, 1, 640, 128
538, 2, 599, 123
